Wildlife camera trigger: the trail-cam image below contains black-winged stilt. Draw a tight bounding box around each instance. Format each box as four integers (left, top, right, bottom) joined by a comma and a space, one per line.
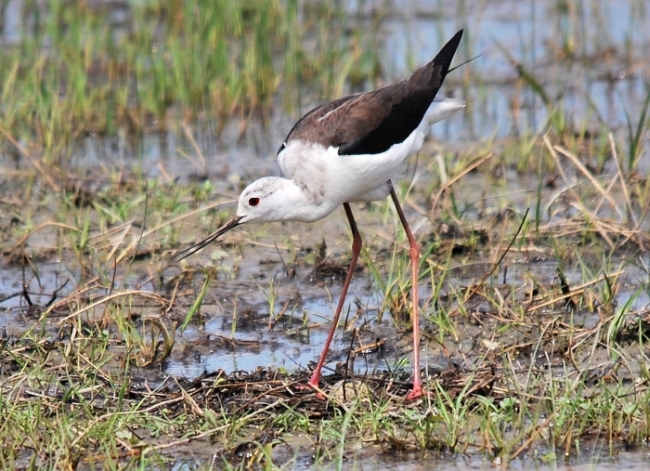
177, 30, 464, 400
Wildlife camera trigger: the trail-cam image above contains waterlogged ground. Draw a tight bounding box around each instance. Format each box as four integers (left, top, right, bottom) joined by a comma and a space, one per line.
1, 1, 650, 470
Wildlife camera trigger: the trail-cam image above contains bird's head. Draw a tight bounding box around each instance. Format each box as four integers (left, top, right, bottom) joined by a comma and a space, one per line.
235, 177, 294, 225
174, 177, 302, 261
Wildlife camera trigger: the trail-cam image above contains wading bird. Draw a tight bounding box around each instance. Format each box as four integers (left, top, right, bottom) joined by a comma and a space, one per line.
177, 30, 464, 400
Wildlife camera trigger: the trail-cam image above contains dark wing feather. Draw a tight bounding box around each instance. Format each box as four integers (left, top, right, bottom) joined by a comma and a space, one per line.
277, 94, 360, 155
283, 30, 463, 156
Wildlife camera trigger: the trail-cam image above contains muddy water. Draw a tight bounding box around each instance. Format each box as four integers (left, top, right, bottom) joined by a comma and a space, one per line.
299, 448, 650, 471
169, 445, 650, 470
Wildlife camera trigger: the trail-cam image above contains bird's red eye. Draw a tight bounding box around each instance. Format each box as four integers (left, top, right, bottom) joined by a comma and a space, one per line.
248, 197, 260, 206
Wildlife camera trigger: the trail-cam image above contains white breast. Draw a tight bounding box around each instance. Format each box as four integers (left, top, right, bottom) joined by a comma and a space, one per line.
278, 120, 427, 208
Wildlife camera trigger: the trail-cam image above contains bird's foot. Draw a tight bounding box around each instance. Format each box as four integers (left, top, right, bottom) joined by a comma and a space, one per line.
405, 386, 433, 402
293, 379, 326, 400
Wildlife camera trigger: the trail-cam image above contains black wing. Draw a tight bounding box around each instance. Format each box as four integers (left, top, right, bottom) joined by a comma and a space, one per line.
282, 30, 463, 156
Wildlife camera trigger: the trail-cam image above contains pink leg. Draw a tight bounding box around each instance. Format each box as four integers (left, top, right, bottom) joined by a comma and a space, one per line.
389, 185, 424, 400
308, 203, 362, 390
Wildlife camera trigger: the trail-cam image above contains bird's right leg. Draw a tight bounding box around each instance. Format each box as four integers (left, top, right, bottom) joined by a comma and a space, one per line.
307, 203, 362, 391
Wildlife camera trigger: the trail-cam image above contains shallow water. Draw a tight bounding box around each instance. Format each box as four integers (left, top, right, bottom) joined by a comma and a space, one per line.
169, 439, 650, 471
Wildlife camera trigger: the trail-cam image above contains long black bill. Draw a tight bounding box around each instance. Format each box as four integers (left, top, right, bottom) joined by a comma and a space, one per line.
174, 216, 244, 262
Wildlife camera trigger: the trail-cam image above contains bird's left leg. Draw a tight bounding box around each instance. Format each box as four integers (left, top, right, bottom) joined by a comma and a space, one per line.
389, 182, 425, 400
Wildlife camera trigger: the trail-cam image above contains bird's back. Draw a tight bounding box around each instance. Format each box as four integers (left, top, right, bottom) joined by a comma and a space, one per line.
279, 30, 463, 158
